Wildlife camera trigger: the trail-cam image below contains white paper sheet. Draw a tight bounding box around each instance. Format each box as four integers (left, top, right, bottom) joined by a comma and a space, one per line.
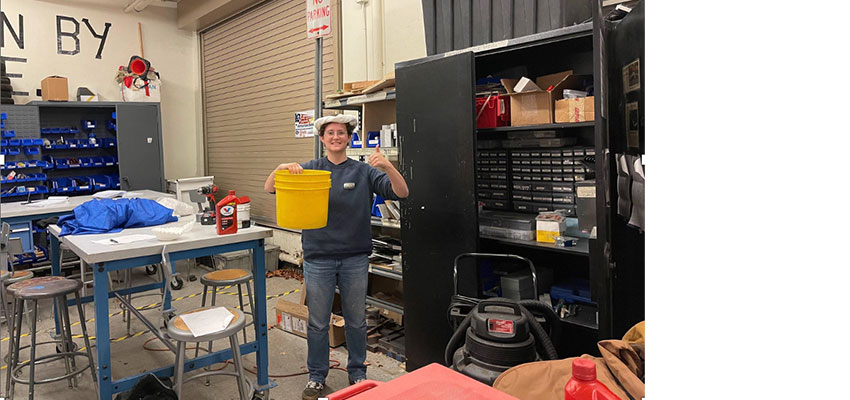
92, 234, 156, 245
179, 307, 235, 337
628, 156, 645, 231
24, 196, 70, 207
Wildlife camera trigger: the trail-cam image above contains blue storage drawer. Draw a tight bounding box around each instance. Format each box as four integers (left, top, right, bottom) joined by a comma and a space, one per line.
8, 221, 34, 254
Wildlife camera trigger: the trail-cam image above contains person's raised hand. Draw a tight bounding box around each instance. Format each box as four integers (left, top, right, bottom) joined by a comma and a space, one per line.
368, 145, 390, 171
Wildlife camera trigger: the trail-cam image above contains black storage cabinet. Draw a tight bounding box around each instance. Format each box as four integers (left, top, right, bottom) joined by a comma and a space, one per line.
396, 1, 645, 371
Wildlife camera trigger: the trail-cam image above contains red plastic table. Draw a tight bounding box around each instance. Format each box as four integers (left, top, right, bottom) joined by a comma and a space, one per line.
326, 363, 520, 400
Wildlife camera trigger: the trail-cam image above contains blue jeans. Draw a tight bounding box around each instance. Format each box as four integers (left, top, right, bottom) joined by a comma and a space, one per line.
303, 253, 369, 383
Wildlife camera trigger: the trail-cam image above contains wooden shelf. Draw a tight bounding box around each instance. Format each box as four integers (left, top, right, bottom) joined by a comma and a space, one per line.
476, 122, 594, 133
323, 90, 396, 110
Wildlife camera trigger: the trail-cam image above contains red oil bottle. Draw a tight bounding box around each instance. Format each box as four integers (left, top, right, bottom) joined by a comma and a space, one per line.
216, 190, 238, 235
564, 359, 621, 400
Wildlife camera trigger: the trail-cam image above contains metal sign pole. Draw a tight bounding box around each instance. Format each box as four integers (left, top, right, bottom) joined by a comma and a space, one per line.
313, 37, 323, 160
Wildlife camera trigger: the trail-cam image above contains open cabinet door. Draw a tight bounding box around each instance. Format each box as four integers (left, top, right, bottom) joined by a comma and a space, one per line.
397, 51, 477, 371
604, 0, 646, 337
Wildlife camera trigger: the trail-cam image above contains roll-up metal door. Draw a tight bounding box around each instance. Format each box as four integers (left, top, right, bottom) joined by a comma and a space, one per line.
201, 0, 340, 224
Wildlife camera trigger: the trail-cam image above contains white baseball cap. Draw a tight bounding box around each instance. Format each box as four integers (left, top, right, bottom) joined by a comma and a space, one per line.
313, 114, 358, 133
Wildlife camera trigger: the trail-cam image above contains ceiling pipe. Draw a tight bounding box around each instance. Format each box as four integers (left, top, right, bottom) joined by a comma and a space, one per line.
124, 0, 157, 13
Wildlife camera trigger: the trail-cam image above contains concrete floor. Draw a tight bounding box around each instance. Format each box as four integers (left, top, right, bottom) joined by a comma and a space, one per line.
1, 266, 406, 400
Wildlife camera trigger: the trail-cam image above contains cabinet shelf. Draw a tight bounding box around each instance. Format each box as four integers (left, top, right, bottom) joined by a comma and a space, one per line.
480, 234, 589, 256
476, 122, 594, 133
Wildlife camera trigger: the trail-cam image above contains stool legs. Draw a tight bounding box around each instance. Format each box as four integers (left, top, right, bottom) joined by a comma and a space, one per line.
245, 281, 256, 341
229, 334, 248, 400
73, 291, 97, 385
6, 297, 21, 398
27, 299, 38, 400
55, 298, 74, 388
174, 341, 186, 398
192, 284, 209, 365
237, 284, 247, 343
60, 296, 80, 388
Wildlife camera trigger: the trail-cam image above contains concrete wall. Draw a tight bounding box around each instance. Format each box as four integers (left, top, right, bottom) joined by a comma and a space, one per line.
1, 0, 203, 180
341, 0, 427, 82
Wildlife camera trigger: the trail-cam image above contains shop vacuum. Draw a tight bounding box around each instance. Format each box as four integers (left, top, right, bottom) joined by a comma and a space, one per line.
445, 253, 561, 385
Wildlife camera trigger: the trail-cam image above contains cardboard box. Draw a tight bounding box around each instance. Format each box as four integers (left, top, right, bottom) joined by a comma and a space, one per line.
41, 76, 69, 101
555, 96, 595, 123
536, 212, 567, 243
500, 71, 589, 126
274, 286, 346, 347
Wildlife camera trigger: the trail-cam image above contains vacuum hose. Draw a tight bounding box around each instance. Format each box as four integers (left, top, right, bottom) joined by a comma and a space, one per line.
517, 301, 559, 360
517, 300, 561, 359
445, 312, 473, 365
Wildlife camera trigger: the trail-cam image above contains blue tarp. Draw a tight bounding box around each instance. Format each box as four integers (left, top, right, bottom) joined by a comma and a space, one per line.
57, 198, 177, 236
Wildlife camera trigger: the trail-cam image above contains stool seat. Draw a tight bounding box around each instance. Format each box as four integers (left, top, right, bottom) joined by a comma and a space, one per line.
6, 270, 34, 285
16, 278, 82, 300
8, 276, 67, 294
168, 307, 245, 342
201, 269, 251, 286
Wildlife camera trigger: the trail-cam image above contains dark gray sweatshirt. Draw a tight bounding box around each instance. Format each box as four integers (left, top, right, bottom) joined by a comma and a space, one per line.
299, 157, 399, 260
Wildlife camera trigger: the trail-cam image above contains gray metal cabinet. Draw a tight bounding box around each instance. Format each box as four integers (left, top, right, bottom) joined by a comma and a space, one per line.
116, 103, 165, 192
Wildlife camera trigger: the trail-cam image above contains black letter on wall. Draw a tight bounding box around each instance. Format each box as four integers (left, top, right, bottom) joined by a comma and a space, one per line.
1, 12, 25, 49
83, 19, 111, 59
56, 15, 80, 55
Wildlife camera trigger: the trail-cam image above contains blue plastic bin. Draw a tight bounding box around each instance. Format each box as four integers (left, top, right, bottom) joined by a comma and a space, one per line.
51, 177, 75, 193
103, 156, 117, 166
73, 177, 92, 191
25, 147, 39, 155
0, 139, 6, 147
108, 174, 121, 189
79, 157, 92, 167
7, 147, 20, 155
9, 139, 20, 146
90, 156, 104, 167
2, 130, 15, 138
54, 159, 69, 169
91, 175, 110, 189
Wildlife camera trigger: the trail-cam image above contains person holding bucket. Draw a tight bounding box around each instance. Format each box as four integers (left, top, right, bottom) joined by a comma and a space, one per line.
263, 114, 408, 400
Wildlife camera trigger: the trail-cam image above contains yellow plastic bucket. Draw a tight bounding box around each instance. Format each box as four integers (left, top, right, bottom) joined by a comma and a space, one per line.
275, 182, 332, 230
275, 169, 331, 183
275, 181, 332, 190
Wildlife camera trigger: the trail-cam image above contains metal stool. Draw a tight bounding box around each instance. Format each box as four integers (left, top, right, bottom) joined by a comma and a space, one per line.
167, 307, 249, 400
196, 269, 255, 347
7, 277, 96, 400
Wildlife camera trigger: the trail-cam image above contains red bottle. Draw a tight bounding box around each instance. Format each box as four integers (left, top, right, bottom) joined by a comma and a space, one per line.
216, 190, 238, 235
564, 359, 621, 400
